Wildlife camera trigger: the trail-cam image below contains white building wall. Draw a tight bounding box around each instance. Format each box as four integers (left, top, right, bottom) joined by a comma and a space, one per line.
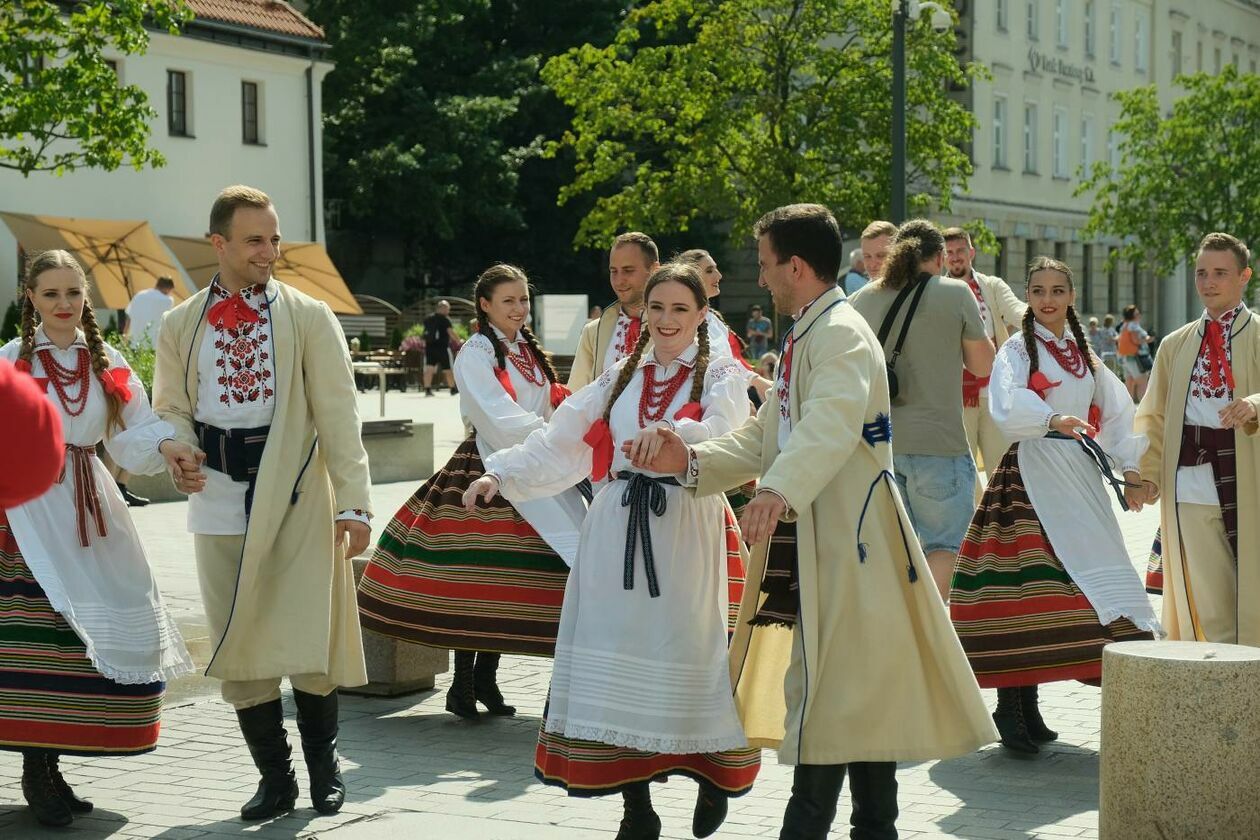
0, 30, 331, 303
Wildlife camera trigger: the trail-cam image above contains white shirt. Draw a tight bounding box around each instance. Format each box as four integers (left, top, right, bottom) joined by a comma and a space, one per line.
126, 288, 174, 349
1177, 304, 1248, 506
603, 308, 643, 373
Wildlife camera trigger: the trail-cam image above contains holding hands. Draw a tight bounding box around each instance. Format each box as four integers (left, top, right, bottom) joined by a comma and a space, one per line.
1218, 398, 1258, 429
621, 427, 689, 474
1122, 472, 1159, 513
159, 439, 207, 495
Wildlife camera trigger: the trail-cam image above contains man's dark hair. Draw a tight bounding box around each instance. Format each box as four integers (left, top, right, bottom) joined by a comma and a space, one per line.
611, 232, 659, 266
941, 226, 972, 246
155, 276, 175, 291
753, 204, 843, 283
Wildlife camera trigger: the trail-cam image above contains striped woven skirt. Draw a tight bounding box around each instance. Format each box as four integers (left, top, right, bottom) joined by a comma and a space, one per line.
0, 513, 163, 755
357, 438, 570, 656
950, 446, 1153, 688
1145, 529, 1164, 595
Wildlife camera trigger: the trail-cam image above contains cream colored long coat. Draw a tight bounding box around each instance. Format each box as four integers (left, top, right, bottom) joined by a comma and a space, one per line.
153, 282, 371, 685
1136, 311, 1260, 645
693, 287, 996, 765
567, 302, 655, 390
974, 271, 1026, 345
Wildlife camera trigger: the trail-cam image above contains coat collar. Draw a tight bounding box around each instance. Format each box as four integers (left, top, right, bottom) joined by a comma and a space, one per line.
791, 285, 844, 336
639, 341, 699, 371
33, 324, 88, 352
1195, 302, 1251, 339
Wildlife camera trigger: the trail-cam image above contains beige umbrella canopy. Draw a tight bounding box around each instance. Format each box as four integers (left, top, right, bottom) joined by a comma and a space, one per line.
162, 235, 362, 315
0, 212, 191, 309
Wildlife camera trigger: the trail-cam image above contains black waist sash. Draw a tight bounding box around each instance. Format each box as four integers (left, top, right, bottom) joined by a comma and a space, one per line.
1045, 430, 1136, 510
195, 421, 270, 515
614, 471, 680, 598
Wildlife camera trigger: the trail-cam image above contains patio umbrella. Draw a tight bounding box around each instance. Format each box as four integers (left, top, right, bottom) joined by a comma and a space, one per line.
162, 235, 362, 314
0, 212, 191, 308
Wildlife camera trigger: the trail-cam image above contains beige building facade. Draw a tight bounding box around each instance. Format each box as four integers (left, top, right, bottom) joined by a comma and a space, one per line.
944, 0, 1260, 335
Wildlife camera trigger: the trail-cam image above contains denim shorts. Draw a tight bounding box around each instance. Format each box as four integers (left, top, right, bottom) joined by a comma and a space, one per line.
893, 453, 977, 554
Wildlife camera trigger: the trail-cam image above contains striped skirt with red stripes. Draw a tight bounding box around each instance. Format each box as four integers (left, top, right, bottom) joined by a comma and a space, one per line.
357, 438, 570, 656
950, 446, 1153, 688
1145, 529, 1164, 595
0, 513, 163, 755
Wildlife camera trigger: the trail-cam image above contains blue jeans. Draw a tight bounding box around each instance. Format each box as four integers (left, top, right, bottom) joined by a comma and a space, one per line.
893, 453, 976, 555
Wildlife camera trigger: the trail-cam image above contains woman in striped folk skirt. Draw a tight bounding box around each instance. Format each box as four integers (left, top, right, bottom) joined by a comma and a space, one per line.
951, 259, 1159, 755
358, 265, 587, 720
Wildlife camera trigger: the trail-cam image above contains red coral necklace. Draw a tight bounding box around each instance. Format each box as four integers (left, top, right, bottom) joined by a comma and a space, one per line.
1036, 334, 1089, 379
502, 340, 545, 386
37, 347, 92, 416
638, 362, 692, 425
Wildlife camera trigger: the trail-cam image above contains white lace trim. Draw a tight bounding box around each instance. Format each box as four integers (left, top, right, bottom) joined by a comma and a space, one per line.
1094, 608, 1165, 640
546, 718, 749, 754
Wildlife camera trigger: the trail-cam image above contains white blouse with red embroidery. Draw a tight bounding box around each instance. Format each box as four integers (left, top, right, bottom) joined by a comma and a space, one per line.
1179, 303, 1249, 506
602, 308, 643, 373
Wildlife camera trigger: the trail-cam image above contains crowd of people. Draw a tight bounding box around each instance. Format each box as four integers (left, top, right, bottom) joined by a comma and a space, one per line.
0, 185, 1255, 840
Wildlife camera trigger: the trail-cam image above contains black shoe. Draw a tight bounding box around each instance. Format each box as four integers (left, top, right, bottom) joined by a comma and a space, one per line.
779, 764, 846, 840
118, 483, 150, 507
47, 754, 93, 814
425, 388, 435, 397
848, 762, 898, 840
21, 751, 73, 827
1020, 685, 1058, 743
617, 782, 661, 840
692, 780, 728, 838
294, 689, 346, 814
446, 651, 480, 720
449, 386, 459, 396
473, 652, 516, 716
993, 686, 1039, 754
236, 699, 299, 820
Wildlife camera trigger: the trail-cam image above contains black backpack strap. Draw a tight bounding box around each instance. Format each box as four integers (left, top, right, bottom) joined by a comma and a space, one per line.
887, 275, 932, 365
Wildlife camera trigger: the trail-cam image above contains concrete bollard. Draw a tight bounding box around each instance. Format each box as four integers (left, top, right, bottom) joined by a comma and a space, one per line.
1100, 640, 1260, 839
344, 556, 449, 697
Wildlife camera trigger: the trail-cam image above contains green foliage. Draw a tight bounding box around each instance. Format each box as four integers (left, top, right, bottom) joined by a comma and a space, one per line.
357, 330, 372, 351
541, 0, 983, 245
389, 326, 403, 349
1077, 67, 1260, 279
0, 0, 189, 175
1, 300, 19, 342
104, 330, 154, 392
404, 322, 426, 339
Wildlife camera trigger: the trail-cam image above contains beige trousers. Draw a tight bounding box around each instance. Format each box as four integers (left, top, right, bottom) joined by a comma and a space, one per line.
194, 533, 338, 709
1176, 503, 1238, 644
964, 395, 1010, 501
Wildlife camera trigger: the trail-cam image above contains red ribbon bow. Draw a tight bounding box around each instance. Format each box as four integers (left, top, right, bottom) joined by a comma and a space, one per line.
494, 367, 516, 401
100, 367, 133, 403
673, 401, 703, 421
1204, 319, 1236, 393
550, 382, 571, 409
13, 358, 49, 391
208, 294, 260, 331
583, 418, 614, 482
1027, 370, 1061, 399
1087, 404, 1103, 436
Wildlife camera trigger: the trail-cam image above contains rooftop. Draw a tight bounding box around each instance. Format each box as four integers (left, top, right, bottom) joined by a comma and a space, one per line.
186, 0, 324, 42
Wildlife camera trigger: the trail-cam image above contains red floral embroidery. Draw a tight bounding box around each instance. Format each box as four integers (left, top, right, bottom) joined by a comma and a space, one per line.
1189, 307, 1240, 400
100, 367, 133, 403
211, 282, 274, 406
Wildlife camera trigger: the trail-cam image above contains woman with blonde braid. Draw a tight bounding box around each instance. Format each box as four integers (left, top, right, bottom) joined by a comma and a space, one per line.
464, 263, 759, 840
358, 264, 586, 720
0, 251, 195, 826
950, 257, 1158, 755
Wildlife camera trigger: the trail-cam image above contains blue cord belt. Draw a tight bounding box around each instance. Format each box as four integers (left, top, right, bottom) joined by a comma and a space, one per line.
615, 471, 679, 598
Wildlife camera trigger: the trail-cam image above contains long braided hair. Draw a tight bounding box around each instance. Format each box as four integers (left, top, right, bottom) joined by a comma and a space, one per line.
472, 263, 560, 384
603, 262, 711, 422
1021, 256, 1096, 378
20, 249, 127, 436
878, 219, 945, 291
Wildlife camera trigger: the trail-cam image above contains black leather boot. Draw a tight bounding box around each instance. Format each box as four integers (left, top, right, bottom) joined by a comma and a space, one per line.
779, 764, 847, 840
692, 779, 729, 838
848, 762, 898, 840
473, 652, 516, 716
118, 483, 150, 507
236, 698, 299, 820
21, 750, 73, 827
617, 782, 661, 840
993, 686, 1039, 754
294, 689, 346, 814
446, 651, 480, 720
47, 753, 93, 813
1019, 685, 1058, 743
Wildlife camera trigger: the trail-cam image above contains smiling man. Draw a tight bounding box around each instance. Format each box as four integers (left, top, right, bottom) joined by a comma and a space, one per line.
567, 231, 660, 389
1136, 232, 1260, 647
152, 185, 372, 821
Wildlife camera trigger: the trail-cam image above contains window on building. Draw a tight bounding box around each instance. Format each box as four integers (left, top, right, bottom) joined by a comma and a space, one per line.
1172, 31, 1183, 78
1132, 264, 1142, 311
1027, 0, 1039, 41
997, 237, 1010, 280
1109, 4, 1121, 64
167, 70, 189, 137
1024, 104, 1039, 173
1233, 52, 1241, 70
104, 59, 119, 77
1135, 15, 1149, 73
1056, 0, 1068, 47
1107, 249, 1119, 313
242, 81, 261, 145
1084, 1, 1096, 57
1052, 108, 1068, 178
1025, 239, 1038, 275
1054, 242, 1068, 268
1215, 47, 1222, 74
1081, 114, 1095, 175
993, 96, 1008, 168
1252, 58, 1258, 74
997, 0, 1009, 31
1083, 244, 1095, 311
1108, 129, 1121, 171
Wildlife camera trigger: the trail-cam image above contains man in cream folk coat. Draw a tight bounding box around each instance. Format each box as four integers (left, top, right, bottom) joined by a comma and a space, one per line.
1135, 232, 1260, 647
566, 231, 659, 389
153, 186, 372, 821
643, 204, 995, 840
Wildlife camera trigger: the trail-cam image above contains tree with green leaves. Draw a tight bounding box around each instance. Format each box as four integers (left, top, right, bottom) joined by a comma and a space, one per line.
541, 0, 982, 246
0, 0, 189, 175
1077, 66, 1260, 279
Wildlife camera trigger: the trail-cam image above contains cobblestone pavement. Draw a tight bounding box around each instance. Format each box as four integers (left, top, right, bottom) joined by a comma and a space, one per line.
0, 389, 1162, 838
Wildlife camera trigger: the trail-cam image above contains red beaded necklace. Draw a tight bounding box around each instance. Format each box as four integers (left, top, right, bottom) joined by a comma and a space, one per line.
1036, 333, 1089, 379
501, 339, 546, 386
36, 347, 92, 416
638, 362, 693, 425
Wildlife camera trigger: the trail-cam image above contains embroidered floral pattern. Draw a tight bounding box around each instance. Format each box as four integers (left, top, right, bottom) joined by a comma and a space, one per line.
1189, 306, 1241, 401
211, 281, 274, 406
611, 310, 640, 362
